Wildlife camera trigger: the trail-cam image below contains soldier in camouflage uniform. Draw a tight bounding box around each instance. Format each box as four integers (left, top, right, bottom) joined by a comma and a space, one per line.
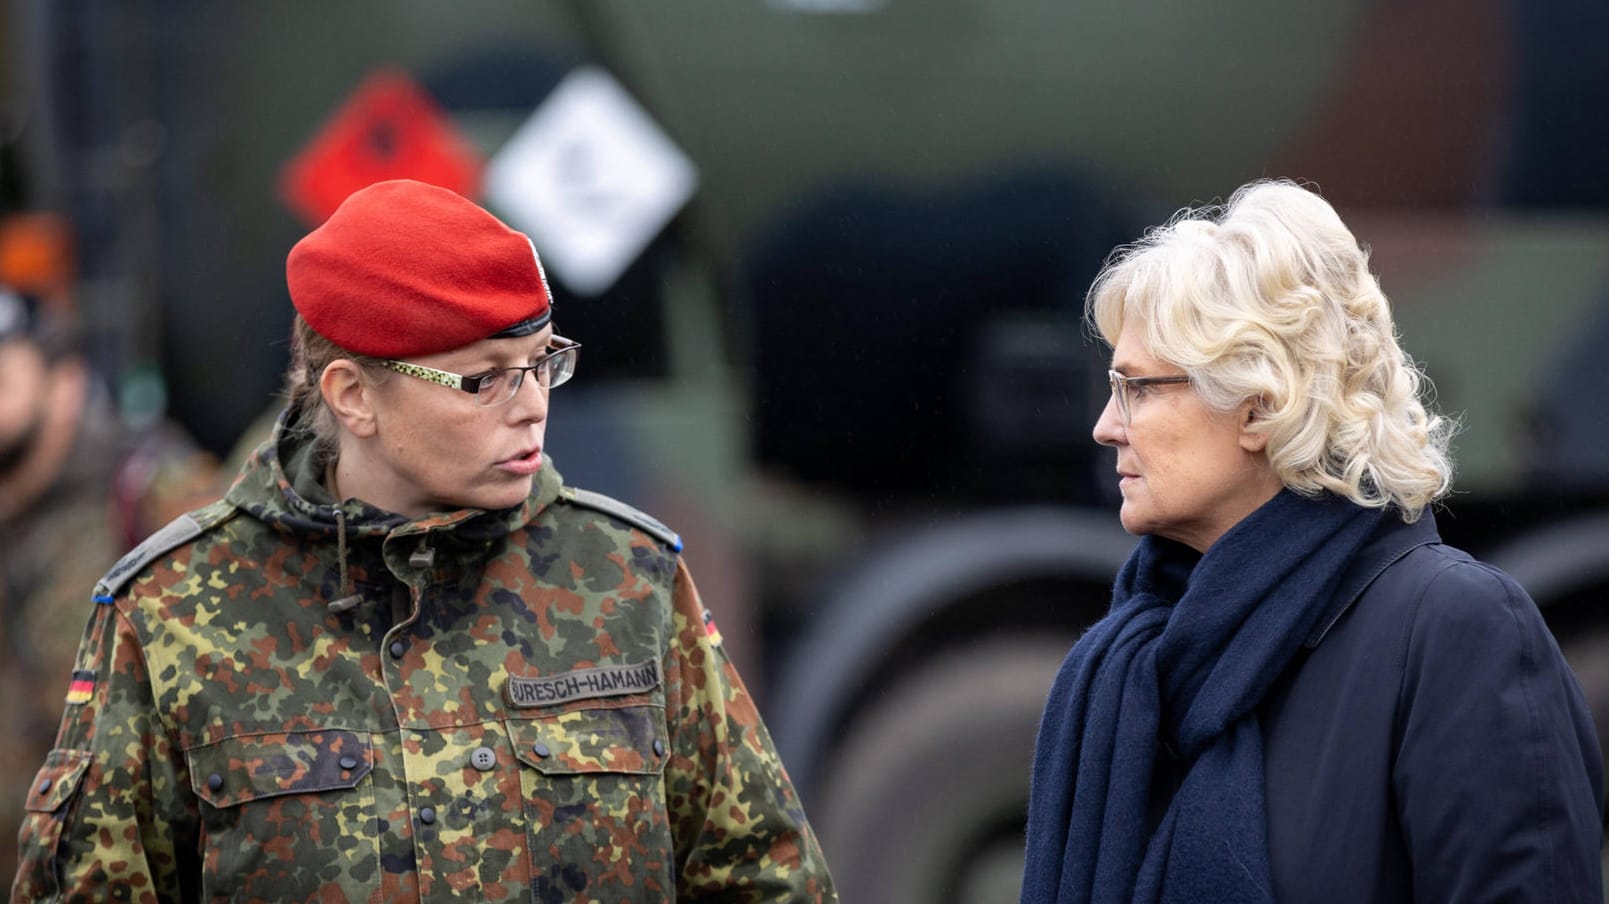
12, 180, 836, 902
0, 216, 217, 887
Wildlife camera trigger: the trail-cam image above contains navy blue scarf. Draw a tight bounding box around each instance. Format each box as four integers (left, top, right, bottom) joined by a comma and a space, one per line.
1020, 490, 1383, 903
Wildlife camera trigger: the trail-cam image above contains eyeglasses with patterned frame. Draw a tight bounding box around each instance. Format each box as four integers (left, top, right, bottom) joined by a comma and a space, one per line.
1107, 368, 1191, 425
380, 336, 581, 406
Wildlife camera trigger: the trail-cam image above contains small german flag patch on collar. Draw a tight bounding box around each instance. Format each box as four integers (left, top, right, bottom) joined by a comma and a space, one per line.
65, 670, 95, 705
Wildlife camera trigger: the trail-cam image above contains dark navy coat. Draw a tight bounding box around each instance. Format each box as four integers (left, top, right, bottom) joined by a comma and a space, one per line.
1262, 512, 1604, 902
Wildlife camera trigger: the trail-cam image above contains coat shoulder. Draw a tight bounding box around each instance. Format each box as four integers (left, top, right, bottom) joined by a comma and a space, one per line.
1375, 542, 1562, 684
1330, 540, 1543, 673
1391, 543, 1534, 629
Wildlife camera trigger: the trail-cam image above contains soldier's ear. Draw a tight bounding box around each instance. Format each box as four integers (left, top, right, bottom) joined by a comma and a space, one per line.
320, 360, 378, 439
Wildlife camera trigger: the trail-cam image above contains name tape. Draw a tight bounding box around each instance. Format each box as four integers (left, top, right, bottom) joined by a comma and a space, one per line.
505, 659, 661, 708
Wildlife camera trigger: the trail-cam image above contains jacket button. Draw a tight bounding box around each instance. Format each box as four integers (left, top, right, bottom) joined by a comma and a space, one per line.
532, 742, 551, 759
207, 774, 224, 792
652, 739, 665, 758
419, 807, 437, 825
389, 640, 405, 659
339, 755, 359, 771
470, 747, 497, 771
37, 778, 52, 794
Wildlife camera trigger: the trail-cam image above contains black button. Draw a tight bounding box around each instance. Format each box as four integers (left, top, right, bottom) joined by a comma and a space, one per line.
652, 739, 665, 758
419, 807, 437, 825
37, 778, 52, 794
389, 640, 405, 659
532, 742, 551, 759
207, 774, 223, 792
339, 755, 359, 771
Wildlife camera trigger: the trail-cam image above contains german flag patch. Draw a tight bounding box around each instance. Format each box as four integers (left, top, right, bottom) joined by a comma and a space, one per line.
65, 669, 96, 705
703, 609, 723, 648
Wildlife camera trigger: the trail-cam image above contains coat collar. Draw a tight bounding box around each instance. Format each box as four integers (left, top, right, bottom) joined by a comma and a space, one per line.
1304, 510, 1442, 648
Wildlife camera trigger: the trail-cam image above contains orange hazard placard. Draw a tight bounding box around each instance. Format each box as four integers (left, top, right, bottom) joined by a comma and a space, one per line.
279, 69, 484, 227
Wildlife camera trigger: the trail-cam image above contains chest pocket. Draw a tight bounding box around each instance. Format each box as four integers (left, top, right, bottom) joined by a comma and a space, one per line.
510, 705, 673, 902
185, 729, 379, 900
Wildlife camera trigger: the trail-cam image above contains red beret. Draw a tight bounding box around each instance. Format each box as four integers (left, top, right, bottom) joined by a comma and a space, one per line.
286, 180, 552, 358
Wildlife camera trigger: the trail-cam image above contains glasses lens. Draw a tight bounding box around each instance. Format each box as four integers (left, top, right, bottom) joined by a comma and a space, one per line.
544, 347, 577, 389
476, 345, 579, 405
476, 369, 522, 406
1108, 371, 1129, 424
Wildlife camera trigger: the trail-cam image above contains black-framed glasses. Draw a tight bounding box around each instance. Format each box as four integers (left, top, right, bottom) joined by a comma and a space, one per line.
1107, 369, 1190, 425
381, 336, 581, 407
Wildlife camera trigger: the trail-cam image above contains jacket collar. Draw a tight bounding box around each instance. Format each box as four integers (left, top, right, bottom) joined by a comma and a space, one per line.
1304, 510, 1442, 648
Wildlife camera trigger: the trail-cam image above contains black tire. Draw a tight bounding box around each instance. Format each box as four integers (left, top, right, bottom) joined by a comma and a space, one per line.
813, 637, 1072, 904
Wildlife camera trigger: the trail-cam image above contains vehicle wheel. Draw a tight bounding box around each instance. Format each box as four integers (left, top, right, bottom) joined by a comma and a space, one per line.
812, 637, 1073, 904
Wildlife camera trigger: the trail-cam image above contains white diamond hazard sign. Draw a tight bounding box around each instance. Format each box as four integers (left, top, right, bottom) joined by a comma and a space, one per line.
484, 67, 698, 297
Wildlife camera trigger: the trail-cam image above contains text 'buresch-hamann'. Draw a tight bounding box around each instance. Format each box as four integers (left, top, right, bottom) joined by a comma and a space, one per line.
505, 660, 661, 708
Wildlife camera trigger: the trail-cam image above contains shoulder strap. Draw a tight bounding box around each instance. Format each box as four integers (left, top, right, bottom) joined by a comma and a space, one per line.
94, 500, 239, 599
557, 487, 683, 553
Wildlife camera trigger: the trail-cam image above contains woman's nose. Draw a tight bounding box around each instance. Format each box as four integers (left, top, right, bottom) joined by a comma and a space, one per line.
1092, 394, 1126, 447
506, 373, 550, 423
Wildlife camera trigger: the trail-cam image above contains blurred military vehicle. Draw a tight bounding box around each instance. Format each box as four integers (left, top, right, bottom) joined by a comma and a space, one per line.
6, 1, 1609, 900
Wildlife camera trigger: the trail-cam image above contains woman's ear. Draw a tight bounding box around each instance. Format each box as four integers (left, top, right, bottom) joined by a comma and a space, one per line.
1238, 400, 1270, 453
320, 360, 378, 439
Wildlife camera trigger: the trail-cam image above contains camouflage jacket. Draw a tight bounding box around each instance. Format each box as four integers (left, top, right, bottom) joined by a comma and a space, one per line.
12, 416, 835, 902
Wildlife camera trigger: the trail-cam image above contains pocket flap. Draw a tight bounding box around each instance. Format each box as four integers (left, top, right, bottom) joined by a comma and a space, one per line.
187, 730, 372, 808
23, 749, 92, 813
511, 706, 667, 776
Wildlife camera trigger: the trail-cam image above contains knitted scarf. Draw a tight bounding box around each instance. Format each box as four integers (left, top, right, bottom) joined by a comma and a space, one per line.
1020, 489, 1383, 903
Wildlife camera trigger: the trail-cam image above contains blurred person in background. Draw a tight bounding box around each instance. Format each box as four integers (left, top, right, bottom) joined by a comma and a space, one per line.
1020, 180, 1602, 903
11, 179, 835, 902
0, 212, 216, 885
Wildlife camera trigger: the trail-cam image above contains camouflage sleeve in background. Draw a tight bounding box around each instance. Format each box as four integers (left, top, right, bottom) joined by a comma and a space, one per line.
662, 560, 837, 902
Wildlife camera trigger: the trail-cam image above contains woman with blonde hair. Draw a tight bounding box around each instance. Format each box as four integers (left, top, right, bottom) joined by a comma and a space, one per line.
1020, 179, 1601, 903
